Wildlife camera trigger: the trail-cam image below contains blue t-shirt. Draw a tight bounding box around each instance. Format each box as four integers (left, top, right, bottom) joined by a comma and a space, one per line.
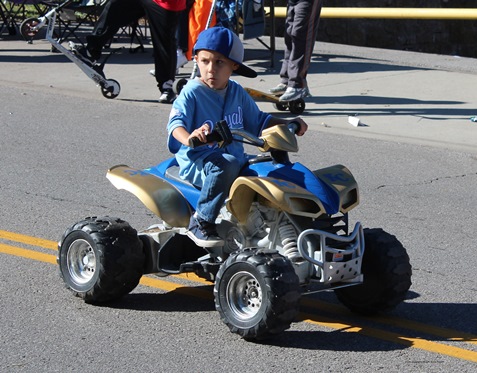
167, 78, 271, 187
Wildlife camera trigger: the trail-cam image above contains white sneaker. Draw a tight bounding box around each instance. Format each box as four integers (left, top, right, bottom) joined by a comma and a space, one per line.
149, 69, 155, 77
269, 83, 287, 95
177, 51, 188, 69
279, 87, 308, 102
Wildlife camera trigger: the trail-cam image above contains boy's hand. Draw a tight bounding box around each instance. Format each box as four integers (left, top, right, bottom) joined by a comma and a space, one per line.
291, 117, 308, 136
189, 124, 211, 144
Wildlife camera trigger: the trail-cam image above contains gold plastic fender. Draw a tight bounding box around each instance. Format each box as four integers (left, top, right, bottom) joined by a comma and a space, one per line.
226, 176, 326, 224
106, 165, 192, 227
226, 165, 359, 224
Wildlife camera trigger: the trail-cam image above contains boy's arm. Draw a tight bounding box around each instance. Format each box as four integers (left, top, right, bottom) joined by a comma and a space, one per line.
172, 123, 212, 146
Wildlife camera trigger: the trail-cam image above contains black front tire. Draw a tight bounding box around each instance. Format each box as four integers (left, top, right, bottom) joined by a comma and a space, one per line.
101, 79, 120, 99
20, 17, 40, 41
57, 216, 145, 303
335, 228, 412, 315
214, 249, 301, 340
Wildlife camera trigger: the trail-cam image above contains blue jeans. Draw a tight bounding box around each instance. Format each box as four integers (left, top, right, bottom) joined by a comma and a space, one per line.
194, 151, 242, 223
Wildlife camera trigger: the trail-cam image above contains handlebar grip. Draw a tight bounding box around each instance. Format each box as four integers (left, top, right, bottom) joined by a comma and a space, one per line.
288, 121, 300, 134
188, 136, 203, 149
188, 131, 224, 148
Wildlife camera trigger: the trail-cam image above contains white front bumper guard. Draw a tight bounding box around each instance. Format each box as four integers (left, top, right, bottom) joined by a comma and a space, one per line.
297, 222, 365, 284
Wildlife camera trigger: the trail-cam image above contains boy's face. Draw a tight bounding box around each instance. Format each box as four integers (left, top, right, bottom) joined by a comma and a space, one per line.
195, 50, 239, 90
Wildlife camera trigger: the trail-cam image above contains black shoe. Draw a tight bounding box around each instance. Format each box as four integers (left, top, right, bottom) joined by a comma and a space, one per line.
159, 89, 176, 104
69, 42, 99, 65
187, 214, 224, 247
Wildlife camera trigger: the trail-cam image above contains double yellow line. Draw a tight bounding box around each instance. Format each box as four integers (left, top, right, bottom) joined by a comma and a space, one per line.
0, 230, 57, 264
1, 229, 477, 363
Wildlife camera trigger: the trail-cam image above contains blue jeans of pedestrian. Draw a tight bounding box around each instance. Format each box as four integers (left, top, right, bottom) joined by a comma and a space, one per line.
194, 151, 242, 223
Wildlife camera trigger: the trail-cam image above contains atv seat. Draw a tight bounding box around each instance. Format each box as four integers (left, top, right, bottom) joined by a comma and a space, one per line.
165, 165, 197, 188
164, 156, 270, 184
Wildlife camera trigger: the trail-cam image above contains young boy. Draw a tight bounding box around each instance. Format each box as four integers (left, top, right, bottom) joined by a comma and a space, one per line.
166, 27, 308, 247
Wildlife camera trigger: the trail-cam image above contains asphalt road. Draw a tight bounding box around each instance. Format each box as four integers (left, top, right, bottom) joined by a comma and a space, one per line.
1, 37, 477, 372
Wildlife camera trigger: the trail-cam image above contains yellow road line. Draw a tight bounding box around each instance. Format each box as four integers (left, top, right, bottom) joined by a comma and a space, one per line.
139, 276, 213, 299
300, 298, 477, 346
303, 312, 477, 363
0, 230, 57, 250
0, 243, 57, 264
2, 234, 477, 363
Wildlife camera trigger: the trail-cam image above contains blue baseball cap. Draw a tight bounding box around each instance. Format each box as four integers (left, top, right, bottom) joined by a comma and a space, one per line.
193, 27, 257, 78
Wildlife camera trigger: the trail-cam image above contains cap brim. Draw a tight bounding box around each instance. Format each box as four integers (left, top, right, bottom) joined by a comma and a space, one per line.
235, 64, 257, 78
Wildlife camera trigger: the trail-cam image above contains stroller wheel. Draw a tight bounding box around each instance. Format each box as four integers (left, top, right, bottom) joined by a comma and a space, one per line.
20, 17, 40, 42
173, 78, 188, 95
100, 79, 121, 99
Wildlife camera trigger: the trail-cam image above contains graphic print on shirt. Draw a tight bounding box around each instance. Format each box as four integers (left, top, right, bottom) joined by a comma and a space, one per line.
223, 106, 244, 130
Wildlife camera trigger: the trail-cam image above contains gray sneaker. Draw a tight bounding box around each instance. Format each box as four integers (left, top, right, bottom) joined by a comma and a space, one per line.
279, 87, 308, 102
269, 83, 287, 95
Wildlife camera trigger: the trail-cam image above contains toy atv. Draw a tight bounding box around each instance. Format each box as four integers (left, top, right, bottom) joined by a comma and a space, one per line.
57, 121, 412, 341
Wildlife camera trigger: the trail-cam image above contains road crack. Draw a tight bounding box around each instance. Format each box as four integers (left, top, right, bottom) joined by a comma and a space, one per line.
376, 171, 477, 189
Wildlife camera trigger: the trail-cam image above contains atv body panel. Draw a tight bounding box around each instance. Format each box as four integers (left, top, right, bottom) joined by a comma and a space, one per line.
107, 158, 359, 226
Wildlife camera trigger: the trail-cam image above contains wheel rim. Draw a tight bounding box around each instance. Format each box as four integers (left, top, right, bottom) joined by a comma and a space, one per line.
66, 239, 96, 285
226, 271, 262, 321
21, 18, 40, 38
23, 20, 38, 37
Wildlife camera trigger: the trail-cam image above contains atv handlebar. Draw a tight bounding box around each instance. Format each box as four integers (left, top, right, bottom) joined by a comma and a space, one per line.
189, 131, 223, 148
188, 120, 301, 150
188, 120, 234, 149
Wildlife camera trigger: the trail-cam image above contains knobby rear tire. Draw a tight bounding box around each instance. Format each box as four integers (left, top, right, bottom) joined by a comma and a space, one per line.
57, 216, 145, 303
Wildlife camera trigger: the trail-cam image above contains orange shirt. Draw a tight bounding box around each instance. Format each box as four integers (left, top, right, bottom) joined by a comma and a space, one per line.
187, 0, 216, 59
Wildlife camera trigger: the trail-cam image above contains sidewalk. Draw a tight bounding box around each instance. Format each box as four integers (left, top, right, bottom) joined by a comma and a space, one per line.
0, 34, 476, 154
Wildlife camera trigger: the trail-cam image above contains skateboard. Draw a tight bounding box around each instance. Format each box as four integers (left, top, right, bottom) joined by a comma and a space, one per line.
245, 87, 306, 115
